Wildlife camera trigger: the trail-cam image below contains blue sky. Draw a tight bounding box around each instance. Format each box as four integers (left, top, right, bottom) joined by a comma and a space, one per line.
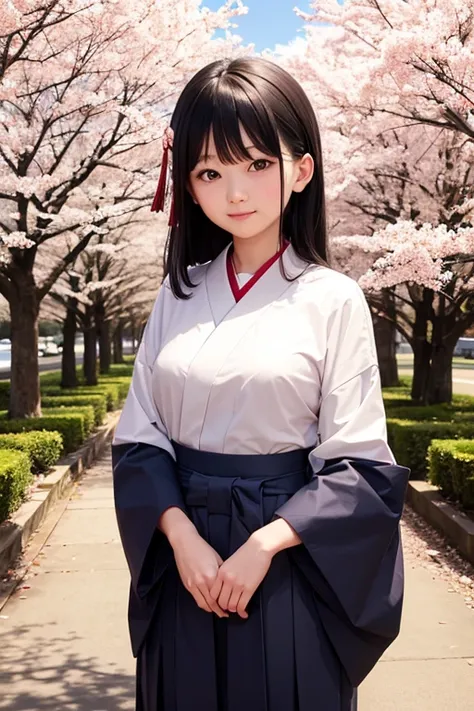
205, 0, 315, 52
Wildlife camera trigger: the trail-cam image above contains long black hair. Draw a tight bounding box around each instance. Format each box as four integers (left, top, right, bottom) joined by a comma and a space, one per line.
164, 57, 329, 299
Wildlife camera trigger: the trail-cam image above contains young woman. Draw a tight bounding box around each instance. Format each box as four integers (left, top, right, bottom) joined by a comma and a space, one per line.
112, 57, 410, 711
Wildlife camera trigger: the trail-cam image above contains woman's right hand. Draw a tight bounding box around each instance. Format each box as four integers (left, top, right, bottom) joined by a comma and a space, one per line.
172, 527, 229, 618
158, 506, 228, 618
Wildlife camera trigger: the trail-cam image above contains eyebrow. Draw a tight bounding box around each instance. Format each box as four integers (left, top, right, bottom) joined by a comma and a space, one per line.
196, 146, 257, 165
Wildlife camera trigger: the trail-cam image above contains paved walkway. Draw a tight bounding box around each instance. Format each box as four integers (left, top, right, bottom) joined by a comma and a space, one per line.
1, 450, 474, 709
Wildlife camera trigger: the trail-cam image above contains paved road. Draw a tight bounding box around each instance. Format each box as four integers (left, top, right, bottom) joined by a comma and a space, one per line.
0, 355, 84, 381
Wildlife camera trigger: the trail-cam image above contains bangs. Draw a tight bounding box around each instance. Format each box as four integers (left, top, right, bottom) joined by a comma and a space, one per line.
184, 76, 283, 171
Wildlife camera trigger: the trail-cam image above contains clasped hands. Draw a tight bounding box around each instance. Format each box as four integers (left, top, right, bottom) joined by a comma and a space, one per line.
172, 526, 273, 619
168, 516, 301, 620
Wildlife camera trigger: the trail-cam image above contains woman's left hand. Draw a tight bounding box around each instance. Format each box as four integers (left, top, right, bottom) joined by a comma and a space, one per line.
209, 534, 274, 619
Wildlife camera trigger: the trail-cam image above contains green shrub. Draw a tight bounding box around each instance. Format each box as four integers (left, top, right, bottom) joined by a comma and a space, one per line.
82, 383, 121, 410
382, 387, 411, 398
383, 393, 412, 408
387, 418, 474, 480
42, 405, 95, 437
428, 439, 474, 508
98, 377, 131, 402
42, 395, 106, 426
0, 412, 85, 453
0, 449, 33, 523
0, 431, 63, 473
42, 384, 120, 411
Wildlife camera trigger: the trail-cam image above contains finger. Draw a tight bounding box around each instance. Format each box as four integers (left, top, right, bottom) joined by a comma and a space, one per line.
202, 587, 229, 618
218, 582, 233, 611
236, 590, 251, 619
227, 587, 243, 614
209, 576, 223, 601
192, 586, 213, 613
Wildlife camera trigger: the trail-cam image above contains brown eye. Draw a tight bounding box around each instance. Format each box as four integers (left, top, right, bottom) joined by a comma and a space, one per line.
250, 159, 272, 172
198, 169, 220, 182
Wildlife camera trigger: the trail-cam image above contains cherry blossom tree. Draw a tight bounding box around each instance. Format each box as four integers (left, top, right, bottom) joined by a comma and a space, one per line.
332, 221, 474, 404
297, 0, 474, 140
324, 117, 474, 395
0, 0, 85, 78
41, 212, 168, 386
0, 0, 246, 418
278, 4, 474, 399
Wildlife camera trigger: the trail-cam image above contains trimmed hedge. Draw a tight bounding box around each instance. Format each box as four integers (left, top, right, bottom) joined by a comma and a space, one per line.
42, 405, 95, 438
42, 395, 107, 427
99, 377, 131, 402
0, 449, 33, 523
383, 394, 412, 409
383, 388, 411, 400
386, 418, 474, 480
42, 383, 121, 411
0, 412, 86, 453
428, 439, 474, 509
0, 431, 63, 473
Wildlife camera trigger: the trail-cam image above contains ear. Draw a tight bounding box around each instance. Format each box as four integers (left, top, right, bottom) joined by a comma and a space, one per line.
292, 153, 314, 193
186, 182, 199, 205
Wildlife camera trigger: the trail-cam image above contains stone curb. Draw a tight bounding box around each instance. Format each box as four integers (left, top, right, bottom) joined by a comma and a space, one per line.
407, 480, 474, 565
0, 410, 121, 577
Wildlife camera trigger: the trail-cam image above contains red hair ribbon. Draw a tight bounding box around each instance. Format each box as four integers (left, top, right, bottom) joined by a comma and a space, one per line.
151, 127, 176, 226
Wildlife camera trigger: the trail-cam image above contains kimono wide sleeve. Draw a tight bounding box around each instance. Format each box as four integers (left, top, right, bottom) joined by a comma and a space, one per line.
111, 283, 187, 615
275, 280, 410, 688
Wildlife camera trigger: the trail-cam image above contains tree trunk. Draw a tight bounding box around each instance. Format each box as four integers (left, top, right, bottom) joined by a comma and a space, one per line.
411, 291, 433, 403
425, 343, 454, 404
373, 292, 399, 387
95, 298, 111, 375
99, 318, 111, 375
424, 296, 454, 405
409, 291, 456, 405
113, 321, 124, 364
83, 305, 98, 386
9, 270, 41, 418
131, 318, 138, 355
61, 300, 78, 389
411, 338, 431, 403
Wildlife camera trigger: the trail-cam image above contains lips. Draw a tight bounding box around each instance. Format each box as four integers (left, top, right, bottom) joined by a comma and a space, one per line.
227, 211, 256, 218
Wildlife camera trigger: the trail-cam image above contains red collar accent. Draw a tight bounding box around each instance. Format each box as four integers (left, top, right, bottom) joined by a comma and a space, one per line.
226, 241, 290, 303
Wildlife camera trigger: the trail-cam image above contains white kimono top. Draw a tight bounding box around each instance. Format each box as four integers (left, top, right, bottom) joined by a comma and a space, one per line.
113, 242, 395, 473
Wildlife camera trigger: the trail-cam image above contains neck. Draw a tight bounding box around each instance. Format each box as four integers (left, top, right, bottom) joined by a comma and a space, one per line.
232, 233, 283, 274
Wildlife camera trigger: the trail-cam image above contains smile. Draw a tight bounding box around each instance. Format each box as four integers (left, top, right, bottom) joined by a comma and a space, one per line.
227, 211, 256, 220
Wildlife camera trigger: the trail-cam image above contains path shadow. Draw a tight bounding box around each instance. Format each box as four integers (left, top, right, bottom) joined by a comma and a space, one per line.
0, 623, 135, 710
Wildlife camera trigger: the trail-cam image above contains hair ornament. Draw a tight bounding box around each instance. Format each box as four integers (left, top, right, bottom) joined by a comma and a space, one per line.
151, 127, 177, 226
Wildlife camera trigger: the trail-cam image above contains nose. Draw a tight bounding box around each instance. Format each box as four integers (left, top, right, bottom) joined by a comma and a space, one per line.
227, 181, 248, 204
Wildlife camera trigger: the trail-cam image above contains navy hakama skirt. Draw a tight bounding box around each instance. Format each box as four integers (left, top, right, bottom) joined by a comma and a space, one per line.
112, 442, 408, 711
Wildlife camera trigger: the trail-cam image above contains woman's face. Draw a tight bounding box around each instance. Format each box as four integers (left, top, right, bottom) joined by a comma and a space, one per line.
188, 127, 313, 242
